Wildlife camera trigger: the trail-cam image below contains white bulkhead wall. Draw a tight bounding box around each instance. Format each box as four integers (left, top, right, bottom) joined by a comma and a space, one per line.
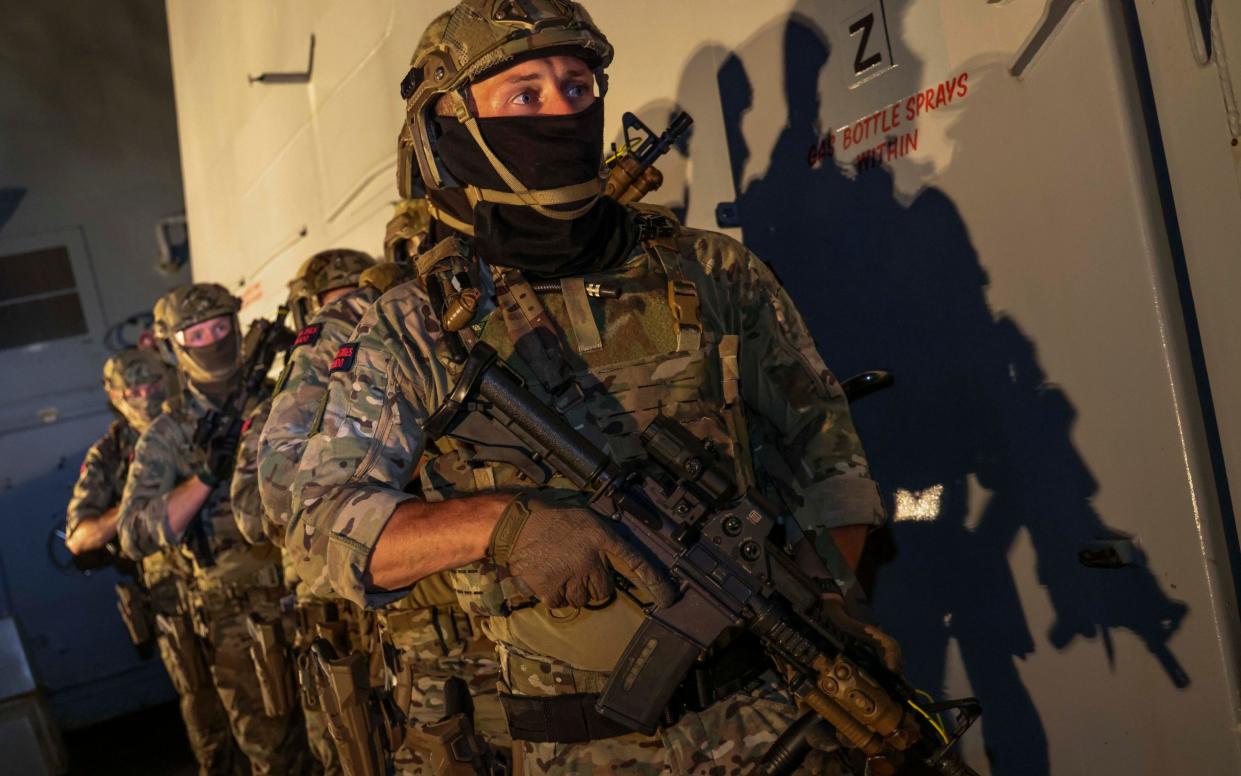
166, 1, 1241, 773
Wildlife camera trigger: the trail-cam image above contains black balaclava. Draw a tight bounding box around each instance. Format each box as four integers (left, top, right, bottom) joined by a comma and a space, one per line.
433, 98, 635, 277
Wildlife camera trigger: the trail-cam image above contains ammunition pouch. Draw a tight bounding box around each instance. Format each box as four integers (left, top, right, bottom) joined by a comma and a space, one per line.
114, 580, 154, 647
245, 612, 296, 718
155, 612, 211, 695
313, 639, 386, 776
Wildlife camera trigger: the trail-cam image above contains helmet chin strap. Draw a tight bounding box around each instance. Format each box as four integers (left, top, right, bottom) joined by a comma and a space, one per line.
448, 91, 602, 221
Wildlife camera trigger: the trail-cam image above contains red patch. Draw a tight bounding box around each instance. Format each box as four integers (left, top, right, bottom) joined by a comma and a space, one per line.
292, 323, 322, 350
80, 461, 88, 476
330, 342, 359, 374
241, 417, 254, 435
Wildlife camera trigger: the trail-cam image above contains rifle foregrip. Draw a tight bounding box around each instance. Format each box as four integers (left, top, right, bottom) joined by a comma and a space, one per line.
596, 616, 702, 734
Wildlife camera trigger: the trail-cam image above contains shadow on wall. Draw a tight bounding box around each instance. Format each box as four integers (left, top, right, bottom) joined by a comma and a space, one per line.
631, 6, 1192, 775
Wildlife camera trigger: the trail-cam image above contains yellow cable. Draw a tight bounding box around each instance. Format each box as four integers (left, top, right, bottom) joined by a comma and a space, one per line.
908, 698, 950, 744
915, 689, 946, 728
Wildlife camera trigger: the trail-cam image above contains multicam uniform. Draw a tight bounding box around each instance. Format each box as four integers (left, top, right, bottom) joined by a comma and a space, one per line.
68, 417, 240, 775
259, 281, 506, 775
118, 282, 312, 776
233, 396, 345, 775
118, 383, 310, 775
291, 212, 885, 774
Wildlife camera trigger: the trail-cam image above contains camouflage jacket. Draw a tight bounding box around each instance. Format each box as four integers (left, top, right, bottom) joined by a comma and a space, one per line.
291, 212, 883, 692
67, 419, 136, 539
118, 382, 281, 590
68, 418, 187, 589
231, 397, 274, 545
258, 285, 380, 540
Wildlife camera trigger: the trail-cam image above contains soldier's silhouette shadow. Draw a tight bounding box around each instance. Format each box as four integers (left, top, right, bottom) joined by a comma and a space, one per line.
643, 9, 1195, 776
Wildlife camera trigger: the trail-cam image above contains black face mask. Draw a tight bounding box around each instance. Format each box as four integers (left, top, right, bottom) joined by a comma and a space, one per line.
177, 328, 240, 386
434, 99, 635, 277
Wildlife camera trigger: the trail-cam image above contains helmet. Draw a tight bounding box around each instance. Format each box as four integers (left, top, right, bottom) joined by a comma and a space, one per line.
383, 199, 433, 263
287, 248, 375, 329
102, 347, 173, 430
152, 282, 240, 340
401, 0, 612, 219
152, 283, 243, 385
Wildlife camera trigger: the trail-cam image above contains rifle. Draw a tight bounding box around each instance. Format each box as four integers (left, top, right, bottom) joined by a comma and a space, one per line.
425, 343, 981, 776
603, 111, 693, 204
186, 305, 293, 566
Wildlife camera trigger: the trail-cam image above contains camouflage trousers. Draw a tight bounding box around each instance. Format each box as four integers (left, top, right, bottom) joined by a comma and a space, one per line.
155, 631, 244, 775
515, 678, 801, 775
199, 593, 314, 775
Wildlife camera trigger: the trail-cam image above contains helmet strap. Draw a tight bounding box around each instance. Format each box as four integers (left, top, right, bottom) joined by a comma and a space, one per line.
447, 90, 601, 221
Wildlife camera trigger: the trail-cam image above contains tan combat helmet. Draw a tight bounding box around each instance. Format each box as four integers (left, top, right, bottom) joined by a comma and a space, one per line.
102, 347, 173, 431
383, 197, 434, 264
400, 0, 612, 221
152, 282, 243, 384
287, 248, 375, 329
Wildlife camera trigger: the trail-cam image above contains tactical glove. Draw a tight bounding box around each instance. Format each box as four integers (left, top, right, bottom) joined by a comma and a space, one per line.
791, 719, 847, 776
197, 419, 243, 488
818, 597, 903, 674
489, 489, 677, 611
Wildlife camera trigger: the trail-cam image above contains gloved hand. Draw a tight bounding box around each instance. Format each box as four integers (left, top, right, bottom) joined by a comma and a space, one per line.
197, 419, 243, 487
489, 489, 677, 610
818, 597, 903, 674
792, 718, 847, 776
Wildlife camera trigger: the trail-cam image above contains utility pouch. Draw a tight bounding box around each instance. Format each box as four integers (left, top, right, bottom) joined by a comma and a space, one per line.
155, 612, 211, 694
313, 639, 386, 776
114, 581, 154, 647
246, 612, 296, 718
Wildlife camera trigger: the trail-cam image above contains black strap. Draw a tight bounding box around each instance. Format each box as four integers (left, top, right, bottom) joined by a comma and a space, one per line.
499, 692, 637, 743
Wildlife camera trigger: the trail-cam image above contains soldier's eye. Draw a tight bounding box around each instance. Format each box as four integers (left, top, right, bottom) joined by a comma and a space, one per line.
566, 83, 587, 99
511, 90, 535, 106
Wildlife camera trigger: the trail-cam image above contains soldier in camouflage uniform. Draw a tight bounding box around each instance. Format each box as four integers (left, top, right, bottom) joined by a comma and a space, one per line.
253, 244, 507, 775
230, 248, 381, 776
68, 348, 243, 775
117, 283, 312, 775
291, 1, 889, 772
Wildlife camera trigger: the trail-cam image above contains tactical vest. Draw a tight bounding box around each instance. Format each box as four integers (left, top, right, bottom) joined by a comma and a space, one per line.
413, 208, 753, 696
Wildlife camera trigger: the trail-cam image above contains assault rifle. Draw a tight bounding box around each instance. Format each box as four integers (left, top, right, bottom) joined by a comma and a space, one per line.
603, 110, 693, 204
425, 343, 980, 776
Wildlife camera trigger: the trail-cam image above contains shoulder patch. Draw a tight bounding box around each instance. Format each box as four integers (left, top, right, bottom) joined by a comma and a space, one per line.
292, 323, 323, 350
330, 342, 359, 374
